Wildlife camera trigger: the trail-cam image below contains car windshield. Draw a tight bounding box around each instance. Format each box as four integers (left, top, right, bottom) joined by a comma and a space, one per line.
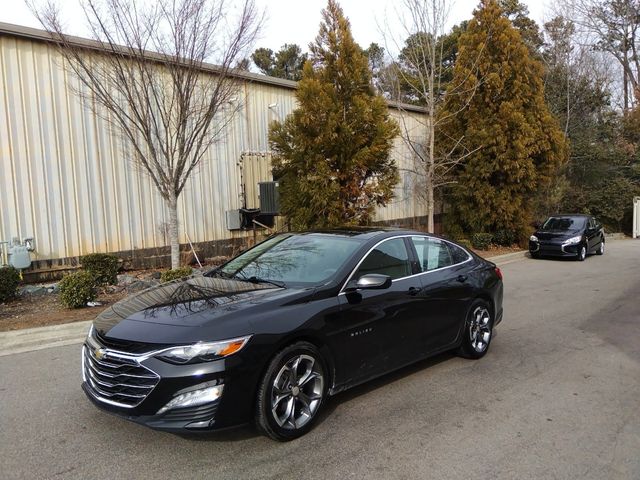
541, 216, 586, 231
217, 234, 361, 286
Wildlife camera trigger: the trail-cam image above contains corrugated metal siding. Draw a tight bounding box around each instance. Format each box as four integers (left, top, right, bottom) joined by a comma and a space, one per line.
374, 109, 427, 222
240, 152, 273, 210
0, 34, 428, 261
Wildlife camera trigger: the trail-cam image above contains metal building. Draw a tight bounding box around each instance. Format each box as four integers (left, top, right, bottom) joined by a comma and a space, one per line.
0, 22, 429, 274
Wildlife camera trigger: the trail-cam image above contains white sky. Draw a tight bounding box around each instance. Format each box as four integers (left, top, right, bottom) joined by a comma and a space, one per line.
1, 0, 551, 55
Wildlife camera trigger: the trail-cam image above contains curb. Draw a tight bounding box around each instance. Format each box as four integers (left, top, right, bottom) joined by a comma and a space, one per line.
484, 250, 529, 265
0, 320, 91, 357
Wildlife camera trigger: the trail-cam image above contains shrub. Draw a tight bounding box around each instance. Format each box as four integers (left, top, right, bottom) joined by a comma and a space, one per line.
0, 266, 20, 303
160, 267, 193, 283
81, 253, 120, 285
493, 229, 516, 246
456, 239, 473, 251
471, 233, 493, 250
59, 271, 97, 309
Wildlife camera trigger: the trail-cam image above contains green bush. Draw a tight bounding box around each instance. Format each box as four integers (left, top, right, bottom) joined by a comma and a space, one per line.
0, 266, 20, 303
493, 229, 516, 246
456, 239, 473, 251
59, 271, 97, 309
81, 253, 120, 285
160, 267, 193, 283
471, 233, 493, 250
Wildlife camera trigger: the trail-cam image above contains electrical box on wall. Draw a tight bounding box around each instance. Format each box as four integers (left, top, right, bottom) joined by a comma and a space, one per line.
226, 210, 242, 230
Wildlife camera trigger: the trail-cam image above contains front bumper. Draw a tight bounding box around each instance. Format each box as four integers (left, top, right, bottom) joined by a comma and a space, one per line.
81, 343, 259, 433
529, 241, 580, 257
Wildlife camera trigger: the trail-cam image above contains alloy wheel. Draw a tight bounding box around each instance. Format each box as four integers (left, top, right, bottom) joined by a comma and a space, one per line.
579, 245, 586, 261
469, 306, 491, 353
270, 354, 324, 430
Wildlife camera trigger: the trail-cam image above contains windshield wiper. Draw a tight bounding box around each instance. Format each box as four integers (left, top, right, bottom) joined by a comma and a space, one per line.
237, 275, 286, 288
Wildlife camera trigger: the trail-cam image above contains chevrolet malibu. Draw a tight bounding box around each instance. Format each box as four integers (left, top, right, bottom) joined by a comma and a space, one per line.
82, 229, 504, 440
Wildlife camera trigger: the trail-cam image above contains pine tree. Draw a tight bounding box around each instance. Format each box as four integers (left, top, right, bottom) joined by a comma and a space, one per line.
440, 0, 567, 241
269, 0, 399, 229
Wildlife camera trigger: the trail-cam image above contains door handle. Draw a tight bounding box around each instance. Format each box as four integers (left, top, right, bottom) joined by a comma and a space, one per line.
456, 275, 468, 283
407, 286, 422, 296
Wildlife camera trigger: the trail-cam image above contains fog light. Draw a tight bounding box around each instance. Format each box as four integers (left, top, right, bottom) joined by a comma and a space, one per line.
157, 385, 223, 415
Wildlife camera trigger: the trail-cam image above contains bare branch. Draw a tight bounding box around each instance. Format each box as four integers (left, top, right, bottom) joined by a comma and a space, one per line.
27, 0, 262, 268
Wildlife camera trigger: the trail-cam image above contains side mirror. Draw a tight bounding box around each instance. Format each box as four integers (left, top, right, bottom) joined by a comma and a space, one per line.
352, 274, 392, 290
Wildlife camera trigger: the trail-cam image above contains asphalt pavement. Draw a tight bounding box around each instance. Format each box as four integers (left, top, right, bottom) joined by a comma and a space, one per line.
1, 240, 639, 480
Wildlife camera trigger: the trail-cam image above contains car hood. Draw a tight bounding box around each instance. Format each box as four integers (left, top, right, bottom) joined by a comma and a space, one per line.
93, 276, 298, 342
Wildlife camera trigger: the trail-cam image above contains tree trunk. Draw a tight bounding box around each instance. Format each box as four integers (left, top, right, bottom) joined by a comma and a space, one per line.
167, 194, 180, 270
427, 113, 435, 233
623, 37, 629, 113
427, 178, 435, 233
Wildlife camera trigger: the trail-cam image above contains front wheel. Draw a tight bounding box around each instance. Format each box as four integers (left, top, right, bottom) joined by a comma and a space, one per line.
457, 300, 493, 359
577, 244, 587, 261
596, 239, 605, 255
255, 342, 327, 441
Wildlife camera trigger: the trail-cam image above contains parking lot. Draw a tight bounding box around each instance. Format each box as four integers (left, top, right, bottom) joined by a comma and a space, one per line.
1, 239, 639, 480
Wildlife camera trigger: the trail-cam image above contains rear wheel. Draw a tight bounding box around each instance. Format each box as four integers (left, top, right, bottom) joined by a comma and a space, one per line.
596, 239, 605, 255
255, 342, 327, 441
457, 299, 493, 359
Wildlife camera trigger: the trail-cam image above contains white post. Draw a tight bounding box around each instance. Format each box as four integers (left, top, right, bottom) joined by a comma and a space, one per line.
633, 196, 640, 239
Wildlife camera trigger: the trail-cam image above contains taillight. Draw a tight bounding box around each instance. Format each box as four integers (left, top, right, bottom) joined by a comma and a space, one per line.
495, 267, 503, 280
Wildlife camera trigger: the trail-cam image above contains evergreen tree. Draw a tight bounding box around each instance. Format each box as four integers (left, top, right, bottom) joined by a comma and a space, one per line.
269, 0, 399, 229
252, 44, 307, 81
440, 0, 567, 241
498, 0, 543, 55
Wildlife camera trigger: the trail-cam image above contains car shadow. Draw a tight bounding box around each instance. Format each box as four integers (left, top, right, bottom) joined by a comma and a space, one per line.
317, 351, 455, 419
178, 350, 456, 443
530, 254, 582, 262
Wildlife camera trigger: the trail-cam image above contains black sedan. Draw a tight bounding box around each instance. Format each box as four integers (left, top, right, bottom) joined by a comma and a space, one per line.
529, 214, 605, 261
82, 229, 503, 440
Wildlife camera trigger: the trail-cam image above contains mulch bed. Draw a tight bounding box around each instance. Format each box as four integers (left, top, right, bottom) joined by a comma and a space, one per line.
0, 289, 129, 332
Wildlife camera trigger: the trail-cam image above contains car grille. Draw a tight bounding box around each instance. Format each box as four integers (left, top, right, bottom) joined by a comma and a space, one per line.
95, 330, 167, 354
83, 345, 160, 408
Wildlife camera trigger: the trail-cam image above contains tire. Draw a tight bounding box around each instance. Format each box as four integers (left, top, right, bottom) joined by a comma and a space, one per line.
457, 299, 494, 359
577, 244, 587, 261
530, 251, 540, 259
255, 342, 327, 441
596, 238, 605, 255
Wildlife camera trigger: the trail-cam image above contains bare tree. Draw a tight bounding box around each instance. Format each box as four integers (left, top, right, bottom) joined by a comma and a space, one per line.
542, 12, 613, 137
382, 0, 481, 233
570, 0, 640, 111
28, 0, 262, 268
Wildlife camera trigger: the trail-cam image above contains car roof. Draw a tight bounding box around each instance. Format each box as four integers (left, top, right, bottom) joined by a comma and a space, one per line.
547, 214, 590, 218
289, 227, 440, 243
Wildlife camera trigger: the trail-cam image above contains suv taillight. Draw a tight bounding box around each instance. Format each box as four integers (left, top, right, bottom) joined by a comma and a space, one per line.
495, 267, 503, 280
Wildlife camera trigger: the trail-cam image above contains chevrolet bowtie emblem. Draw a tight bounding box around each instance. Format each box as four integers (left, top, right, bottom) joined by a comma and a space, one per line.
94, 348, 107, 360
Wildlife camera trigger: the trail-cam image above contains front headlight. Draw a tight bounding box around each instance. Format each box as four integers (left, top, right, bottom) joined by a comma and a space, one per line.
563, 235, 583, 245
530, 235, 538, 242
155, 336, 251, 364
86, 325, 99, 350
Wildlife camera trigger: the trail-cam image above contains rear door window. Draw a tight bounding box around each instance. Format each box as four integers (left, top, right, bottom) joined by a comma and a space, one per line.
410, 237, 453, 272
